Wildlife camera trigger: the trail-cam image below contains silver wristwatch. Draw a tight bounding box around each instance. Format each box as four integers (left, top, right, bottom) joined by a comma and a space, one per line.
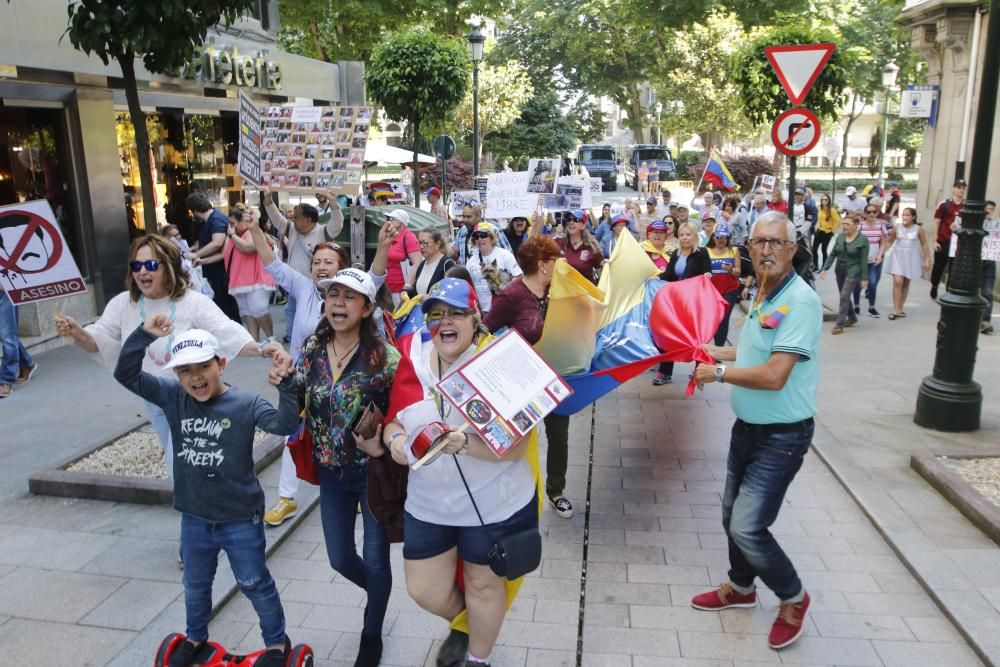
714, 364, 727, 383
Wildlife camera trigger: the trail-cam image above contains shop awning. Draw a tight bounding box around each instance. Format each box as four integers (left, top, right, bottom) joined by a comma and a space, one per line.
363, 142, 436, 165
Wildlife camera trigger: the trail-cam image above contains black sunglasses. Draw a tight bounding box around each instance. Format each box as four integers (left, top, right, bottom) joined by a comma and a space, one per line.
471, 232, 490, 240
130, 260, 161, 272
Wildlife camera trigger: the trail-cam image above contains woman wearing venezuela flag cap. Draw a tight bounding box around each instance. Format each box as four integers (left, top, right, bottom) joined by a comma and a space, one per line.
383, 278, 543, 667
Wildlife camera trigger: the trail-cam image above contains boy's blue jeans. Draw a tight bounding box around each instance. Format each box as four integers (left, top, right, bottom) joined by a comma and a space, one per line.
181, 513, 286, 647
722, 418, 813, 601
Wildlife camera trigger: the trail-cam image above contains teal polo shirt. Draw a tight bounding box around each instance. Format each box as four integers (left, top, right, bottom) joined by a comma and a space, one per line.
730, 271, 821, 424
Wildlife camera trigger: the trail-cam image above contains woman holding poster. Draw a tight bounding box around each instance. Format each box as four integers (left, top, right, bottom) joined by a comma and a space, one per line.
384, 278, 542, 667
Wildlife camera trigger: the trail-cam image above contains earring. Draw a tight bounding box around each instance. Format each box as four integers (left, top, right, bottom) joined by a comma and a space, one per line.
541, 269, 547, 275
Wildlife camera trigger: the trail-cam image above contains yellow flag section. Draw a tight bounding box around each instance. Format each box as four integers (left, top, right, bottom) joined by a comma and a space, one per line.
596, 230, 661, 328
534, 259, 605, 375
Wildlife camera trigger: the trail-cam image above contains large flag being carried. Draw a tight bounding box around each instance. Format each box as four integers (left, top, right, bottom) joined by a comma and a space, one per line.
702, 151, 740, 192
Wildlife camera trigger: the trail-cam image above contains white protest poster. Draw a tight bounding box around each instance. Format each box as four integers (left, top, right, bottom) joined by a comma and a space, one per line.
527, 158, 559, 193
237, 91, 262, 187
985, 220, 1000, 261
485, 171, 538, 220
589, 177, 603, 195
555, 183, 583, 209
436, 330, 573, 456
449, 190, 481, 218
557, 174, 593, 209
760, 174, 777, 193
259, 103, 371, 195
542, 194, 569, 211
0, 200, 87, 305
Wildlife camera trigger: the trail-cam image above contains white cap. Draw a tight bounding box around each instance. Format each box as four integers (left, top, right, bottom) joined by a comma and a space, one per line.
845, 186, 857, 196
317, 268, 377, 302
163, 329, 223, 370
386, 209, 410, 226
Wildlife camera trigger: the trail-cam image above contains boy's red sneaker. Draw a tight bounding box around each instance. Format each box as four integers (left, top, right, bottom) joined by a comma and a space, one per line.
690, 583, 757, 611
768, 591, 811, 649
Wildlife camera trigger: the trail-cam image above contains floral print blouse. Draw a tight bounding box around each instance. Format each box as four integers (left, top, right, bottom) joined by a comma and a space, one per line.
294, 337, 399, 470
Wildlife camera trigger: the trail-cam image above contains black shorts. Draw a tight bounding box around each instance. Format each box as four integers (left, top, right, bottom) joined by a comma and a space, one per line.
402, 495, 538, 565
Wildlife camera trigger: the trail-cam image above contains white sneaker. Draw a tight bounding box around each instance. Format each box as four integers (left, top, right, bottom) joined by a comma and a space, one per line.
548, 495, 573, 519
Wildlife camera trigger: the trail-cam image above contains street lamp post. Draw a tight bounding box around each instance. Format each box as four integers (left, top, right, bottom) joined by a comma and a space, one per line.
878, 61, 899, 181
914, 0, 1000, 431
467, 25, 485, 177
655, 101, 663, 145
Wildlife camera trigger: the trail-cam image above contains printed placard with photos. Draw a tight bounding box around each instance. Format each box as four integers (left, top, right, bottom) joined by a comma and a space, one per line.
258, 104, 372, 195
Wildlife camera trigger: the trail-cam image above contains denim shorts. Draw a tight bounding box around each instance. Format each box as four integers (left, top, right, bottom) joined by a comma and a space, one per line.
402, 495, 538, 564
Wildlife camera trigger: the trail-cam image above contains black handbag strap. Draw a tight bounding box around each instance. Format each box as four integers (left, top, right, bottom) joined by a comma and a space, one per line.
452, 456, 490, 531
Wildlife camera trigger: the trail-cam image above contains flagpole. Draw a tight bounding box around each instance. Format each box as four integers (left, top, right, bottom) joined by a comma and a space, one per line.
694, 150, 713, 195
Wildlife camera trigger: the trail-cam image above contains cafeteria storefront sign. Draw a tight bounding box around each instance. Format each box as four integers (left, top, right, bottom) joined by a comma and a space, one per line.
177, 44, 282, 91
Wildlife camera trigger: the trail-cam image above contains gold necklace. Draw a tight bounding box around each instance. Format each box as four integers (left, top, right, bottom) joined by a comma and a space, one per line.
331, 337, 360, 369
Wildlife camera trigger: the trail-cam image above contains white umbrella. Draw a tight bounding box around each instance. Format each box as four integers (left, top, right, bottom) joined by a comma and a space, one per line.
363, 142, 436, 165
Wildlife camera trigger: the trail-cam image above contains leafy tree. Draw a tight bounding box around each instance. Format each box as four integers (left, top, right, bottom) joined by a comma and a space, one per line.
449, 57, 534, 142
66, 0, 255, 232
366, 30, 470, 206
567, 99, 608, 145
887, 117, 924, 168
485, 91, 577, 167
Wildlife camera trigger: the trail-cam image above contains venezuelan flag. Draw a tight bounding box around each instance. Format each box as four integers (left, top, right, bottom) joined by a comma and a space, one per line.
703, 152, 739, 192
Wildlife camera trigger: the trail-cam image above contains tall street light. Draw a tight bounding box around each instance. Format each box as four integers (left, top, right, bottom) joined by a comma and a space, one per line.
655, 101, 663, 144
467, 24, 485, 177
915, 0, 1000, 431
878, 61, 899, 181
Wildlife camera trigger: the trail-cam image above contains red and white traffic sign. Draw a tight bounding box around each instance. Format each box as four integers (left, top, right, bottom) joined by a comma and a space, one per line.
0, 200, 87, 305
771, 108, 821, 157
765, 43, 835, 107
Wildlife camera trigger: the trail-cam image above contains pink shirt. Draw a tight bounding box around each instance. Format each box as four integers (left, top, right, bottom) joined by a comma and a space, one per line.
387, 230, 419, 292
860, 223, 886, 261
224, 232, 277, 293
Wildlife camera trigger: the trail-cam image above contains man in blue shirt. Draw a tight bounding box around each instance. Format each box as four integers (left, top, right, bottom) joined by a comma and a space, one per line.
185, 193, 241, 322
690, 211, 821, 652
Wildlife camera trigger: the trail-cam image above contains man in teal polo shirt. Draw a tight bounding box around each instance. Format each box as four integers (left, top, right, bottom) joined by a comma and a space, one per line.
690, 211, 821, 651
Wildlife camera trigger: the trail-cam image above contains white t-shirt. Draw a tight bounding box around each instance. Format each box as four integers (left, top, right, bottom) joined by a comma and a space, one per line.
466, 246, 522, 313
842, 196, 866, 216
415, 255, 442, 296
85, 290, 253, 378
396, 336, 535, 526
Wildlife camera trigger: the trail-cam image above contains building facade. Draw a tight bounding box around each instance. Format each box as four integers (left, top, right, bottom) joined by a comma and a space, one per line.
0, 0, 365, 336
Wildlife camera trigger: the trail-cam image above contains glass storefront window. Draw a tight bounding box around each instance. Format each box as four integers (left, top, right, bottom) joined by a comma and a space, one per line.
116, 111, 239, 242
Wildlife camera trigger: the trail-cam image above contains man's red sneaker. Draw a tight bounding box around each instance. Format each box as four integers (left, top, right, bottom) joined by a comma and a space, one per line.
768, 591, 811, 649
690, 583, 757, 611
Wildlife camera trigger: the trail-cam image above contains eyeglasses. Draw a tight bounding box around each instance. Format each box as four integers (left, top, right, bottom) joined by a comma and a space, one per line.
418, 240, 432, 247
471, 233, 490, 240
749, 238, 794, 250
130, 260, 161, 272
425, 308, 474, 322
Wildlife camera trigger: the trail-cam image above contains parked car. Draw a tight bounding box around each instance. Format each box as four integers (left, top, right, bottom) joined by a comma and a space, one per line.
624, 144, 677, 190
577, 144, 619, 191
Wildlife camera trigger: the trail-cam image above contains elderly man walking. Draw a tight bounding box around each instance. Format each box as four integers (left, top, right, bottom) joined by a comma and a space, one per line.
691, 211, 822, 651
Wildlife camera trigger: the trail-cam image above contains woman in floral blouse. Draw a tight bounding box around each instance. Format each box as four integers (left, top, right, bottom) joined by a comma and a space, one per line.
293, 268, 399, 667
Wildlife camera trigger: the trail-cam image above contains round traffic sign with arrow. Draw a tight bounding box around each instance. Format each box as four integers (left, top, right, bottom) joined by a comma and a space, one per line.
771, 108, 821, 157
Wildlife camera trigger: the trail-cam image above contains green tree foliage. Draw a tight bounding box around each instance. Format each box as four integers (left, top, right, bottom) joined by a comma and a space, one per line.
887, 118, 924, 168
66, 0, 255, 232
485, 91, 577, 167
567, 99, 608, 145
450, 57, 534, 142
733, 21, 858, 129
656, 9, 756, 152
366, 30, 470, 206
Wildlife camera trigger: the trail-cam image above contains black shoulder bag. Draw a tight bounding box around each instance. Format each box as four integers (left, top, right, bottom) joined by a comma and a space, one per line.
451, 456, 542, 580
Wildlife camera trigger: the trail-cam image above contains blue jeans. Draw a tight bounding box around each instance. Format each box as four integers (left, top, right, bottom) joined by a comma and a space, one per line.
0, 296, 32, 384
864, 262, 883, 307
983, 260, 996, 323
284, 291, 297, 341
723, 418, 813, 601
318, 464, 391, 637
145, 401, 174, 478
180, 513, 285, 646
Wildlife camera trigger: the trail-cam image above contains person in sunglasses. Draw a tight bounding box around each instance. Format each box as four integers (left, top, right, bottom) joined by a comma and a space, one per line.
54, 235, 280, 478
245, 210, 399, 529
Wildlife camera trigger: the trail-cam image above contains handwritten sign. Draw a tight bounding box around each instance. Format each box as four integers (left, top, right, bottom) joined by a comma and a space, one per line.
449, 190, 482, 218
485, 171, 539, 220
436, 330, 572, 456
949, 218, 1000, 260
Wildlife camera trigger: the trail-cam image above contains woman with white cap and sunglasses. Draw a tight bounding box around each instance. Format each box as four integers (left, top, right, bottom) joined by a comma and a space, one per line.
291, 268, 400, 667
384, 278, 541, 667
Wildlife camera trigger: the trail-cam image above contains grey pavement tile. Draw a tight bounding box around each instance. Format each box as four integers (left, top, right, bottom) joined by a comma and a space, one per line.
519, 577, 584, 602
793, 572, 882, 593
215, 596, 314, 629
629, 604, 724, 633
654, 491, 724, 506
533, 599, 581, 625
581, 653, 633, 666
755, 588, 852, 614
388, 610, 456, 639
677, 630, 780, 663
801, 522, 882, 540
505, 596, 536, 622
633, 658, 731, 667
845, 536, 897, 556
912, 513, 998, 550
626, 563, 711, 586
79, 536, 182, 582
541, 558, 586, 580
771, 535, 855, 555
585, 561, 628, 582
624, 502, 695, 518
942, 548, 1000, 587
0, 618, 135, 667
871, 639, 984, 667
583, 602, 629, 628
332, 631, 431, 665
843, 592, 943, 617
982, 587, 1000, 614
588, 580, 672, 606
659, 517, 726, 534
775, 636, 883, 665
663, 547, 731, 568
589, 544, 666, 565
584, 626, 681, 658
622, 477, 686, 491
300, 604, 395, 633
0, 567, 125, 623
79, 579, 182, 631
820, 554, 910, 575
626, 529, 702, 550
496, 619, 579, 650
265, 556, 339, 583
810, 612, 915, 641
526, 647, 578, 666
0, 526, 120, 571
901, 616, 966, 643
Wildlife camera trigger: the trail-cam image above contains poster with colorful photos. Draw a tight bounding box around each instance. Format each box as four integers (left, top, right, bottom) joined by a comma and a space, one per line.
249, 102, 373, 195
435, 330, 573, 458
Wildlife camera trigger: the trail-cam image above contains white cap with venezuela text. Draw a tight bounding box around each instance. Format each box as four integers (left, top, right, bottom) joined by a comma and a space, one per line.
163, 329, 223, 369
